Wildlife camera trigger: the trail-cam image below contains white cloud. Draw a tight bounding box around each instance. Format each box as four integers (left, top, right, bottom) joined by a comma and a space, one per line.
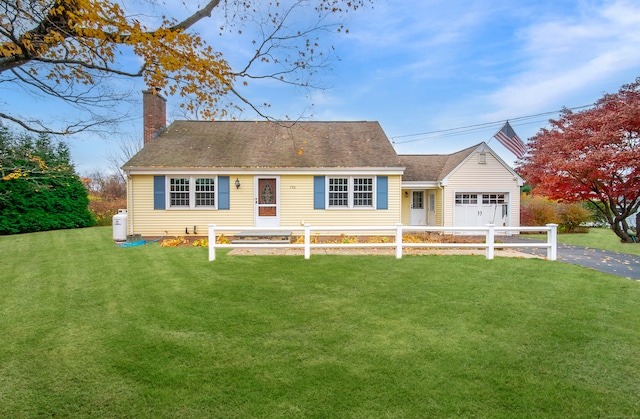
480, 0, 640, 119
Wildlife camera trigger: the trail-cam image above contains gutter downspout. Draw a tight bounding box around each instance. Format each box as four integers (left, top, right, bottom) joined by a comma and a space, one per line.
438, 181, 445, 227
126, 171, 133, 235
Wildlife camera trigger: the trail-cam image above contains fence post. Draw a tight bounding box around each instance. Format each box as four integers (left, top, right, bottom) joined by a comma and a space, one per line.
395, 224, 403, 259
486, 224, 495, 260
304, 224, 311, 260
546, 223, 558, 261
208, 224, 216, 261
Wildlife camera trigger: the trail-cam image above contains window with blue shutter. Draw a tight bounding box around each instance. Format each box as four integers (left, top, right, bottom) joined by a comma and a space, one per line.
155, 175, 230, 210
153, 176, 166, 210
317, 175, 388, 210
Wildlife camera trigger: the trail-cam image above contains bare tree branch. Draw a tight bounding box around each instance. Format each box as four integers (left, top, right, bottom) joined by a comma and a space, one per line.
169, 0, 222, 31
0, 112, 103, 135
1, 0, 372, 134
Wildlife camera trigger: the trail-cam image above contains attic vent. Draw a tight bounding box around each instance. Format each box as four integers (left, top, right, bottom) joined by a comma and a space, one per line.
478, 153, 487, 164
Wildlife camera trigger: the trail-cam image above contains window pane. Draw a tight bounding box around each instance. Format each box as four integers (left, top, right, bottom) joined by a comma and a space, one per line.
353, 178, 373, 207
456, 193, 477, 205
482, 194, 506, 205
195, 178, 215, 207
412, 191, 424, 209
328, 178, 348, 207
170, 178, 190, 207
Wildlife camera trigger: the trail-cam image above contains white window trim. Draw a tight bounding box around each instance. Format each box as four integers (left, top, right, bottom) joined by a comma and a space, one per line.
326, 176, 377, 210
167, 175, 217, 210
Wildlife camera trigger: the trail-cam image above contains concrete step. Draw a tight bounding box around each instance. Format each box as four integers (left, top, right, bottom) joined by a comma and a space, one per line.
232, 231, 292, 244
232, 239, 291, 244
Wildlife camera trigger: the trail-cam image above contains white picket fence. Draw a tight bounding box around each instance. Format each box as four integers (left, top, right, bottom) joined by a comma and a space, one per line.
207, 224, 558, 261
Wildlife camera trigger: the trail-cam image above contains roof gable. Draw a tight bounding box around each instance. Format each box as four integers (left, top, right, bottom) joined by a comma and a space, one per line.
441, 143, 524, 186
397, 143, 479, 182
398, 142, 523, 185
123, 120, 402, 170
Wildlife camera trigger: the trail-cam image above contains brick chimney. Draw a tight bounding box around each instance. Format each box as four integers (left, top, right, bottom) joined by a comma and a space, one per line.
143, 89, 167, 145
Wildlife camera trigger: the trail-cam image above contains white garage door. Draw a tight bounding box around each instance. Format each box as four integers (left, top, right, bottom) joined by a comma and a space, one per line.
454, 193, 509, 228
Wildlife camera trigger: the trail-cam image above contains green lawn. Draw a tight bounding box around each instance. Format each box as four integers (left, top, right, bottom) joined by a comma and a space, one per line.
1, 227, 640, 418
556, 227, 640, 255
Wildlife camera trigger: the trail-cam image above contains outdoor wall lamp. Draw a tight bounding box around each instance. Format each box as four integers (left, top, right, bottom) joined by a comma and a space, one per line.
235, 178, 241, 189
404, 191, 409, 198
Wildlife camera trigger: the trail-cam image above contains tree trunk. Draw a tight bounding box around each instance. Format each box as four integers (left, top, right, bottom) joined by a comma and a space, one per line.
599, 201, 635, 243
611, 222, 634, 243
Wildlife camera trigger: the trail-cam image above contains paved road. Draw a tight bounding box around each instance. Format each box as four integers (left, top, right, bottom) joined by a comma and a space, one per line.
502, 236, 640, 280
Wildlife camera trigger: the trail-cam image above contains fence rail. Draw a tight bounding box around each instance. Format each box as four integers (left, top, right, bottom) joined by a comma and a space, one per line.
207, 224, 558, 262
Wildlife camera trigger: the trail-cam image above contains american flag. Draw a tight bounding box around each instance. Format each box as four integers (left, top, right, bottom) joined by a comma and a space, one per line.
494, 121, 527, 158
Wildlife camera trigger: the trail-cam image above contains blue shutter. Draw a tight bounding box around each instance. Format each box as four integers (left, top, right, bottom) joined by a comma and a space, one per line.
314, 176, 325, 209
153, 176, 166, 210
376, 176, 388, 210
218, 176, 230, 210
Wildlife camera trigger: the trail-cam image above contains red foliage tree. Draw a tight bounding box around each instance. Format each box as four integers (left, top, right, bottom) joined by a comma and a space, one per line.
518, 78, 640, 242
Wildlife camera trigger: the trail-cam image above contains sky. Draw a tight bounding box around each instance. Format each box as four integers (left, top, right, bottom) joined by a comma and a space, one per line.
3, 0, 640, 174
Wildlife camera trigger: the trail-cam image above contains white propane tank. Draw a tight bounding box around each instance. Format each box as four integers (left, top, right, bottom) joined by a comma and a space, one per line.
112, 209, 127, 241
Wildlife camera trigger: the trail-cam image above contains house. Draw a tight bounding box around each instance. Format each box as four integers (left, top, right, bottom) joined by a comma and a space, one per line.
398, 144, 524, 230
121, 91, 523, 237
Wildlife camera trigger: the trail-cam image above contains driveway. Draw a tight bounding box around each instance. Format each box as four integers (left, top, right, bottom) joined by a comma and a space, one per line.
501, 236, 640, 280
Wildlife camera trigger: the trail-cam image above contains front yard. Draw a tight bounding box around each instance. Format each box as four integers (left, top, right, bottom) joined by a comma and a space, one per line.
1, 227, 639, 417
556, 226, 640, 255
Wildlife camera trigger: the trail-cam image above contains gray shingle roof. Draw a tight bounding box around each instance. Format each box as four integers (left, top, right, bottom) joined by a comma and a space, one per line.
123, 120, 402, 170
397, 143, 480, 182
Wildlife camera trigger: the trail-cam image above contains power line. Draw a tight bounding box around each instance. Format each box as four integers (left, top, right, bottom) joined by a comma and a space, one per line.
390, 103, 595, 145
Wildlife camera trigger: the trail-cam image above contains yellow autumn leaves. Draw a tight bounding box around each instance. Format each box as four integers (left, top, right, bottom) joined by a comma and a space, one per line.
2, 0, 234, 120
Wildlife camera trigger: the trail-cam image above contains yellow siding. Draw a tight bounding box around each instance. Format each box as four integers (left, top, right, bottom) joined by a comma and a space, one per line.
435, 188, 444, 226
279, 175, 402, 227
443, 152, 521, 227
128, 174, 402, 236
128, 175, 256, 236
400, 190, 411, 225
